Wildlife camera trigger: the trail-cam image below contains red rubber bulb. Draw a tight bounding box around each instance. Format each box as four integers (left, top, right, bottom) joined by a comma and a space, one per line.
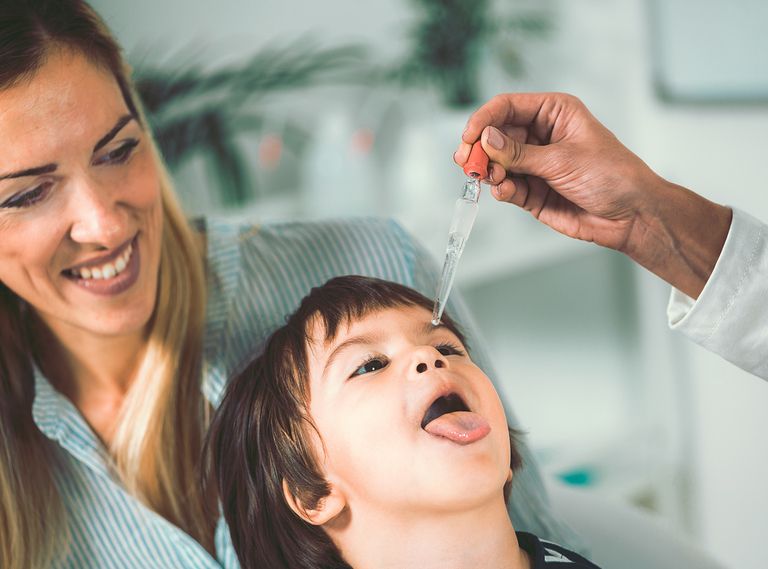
463, 141, 489, 179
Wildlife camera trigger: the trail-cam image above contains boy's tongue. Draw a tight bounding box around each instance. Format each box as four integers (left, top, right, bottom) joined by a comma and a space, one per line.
423, 411, 490, 444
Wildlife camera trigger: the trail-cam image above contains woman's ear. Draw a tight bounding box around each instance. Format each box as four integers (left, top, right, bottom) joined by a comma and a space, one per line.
282, 479, 346, 526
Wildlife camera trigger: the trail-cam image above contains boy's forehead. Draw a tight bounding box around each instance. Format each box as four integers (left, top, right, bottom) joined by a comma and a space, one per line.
306, 304, 433, 351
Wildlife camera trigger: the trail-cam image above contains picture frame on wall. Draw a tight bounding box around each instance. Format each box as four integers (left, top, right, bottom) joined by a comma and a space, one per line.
648, 0, 768, 104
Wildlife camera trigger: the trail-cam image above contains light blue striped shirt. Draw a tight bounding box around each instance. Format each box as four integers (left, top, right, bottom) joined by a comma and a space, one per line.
33, 217, 579, 567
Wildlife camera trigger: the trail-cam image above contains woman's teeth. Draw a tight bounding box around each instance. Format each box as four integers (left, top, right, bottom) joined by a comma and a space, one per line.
70, 244, 133, 280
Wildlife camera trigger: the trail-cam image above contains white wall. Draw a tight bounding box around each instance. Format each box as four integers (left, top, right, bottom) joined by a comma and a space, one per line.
630, 4, 768, 565
92, 0, 409, 62
640, 85, 768, 569
91, 1, 768, 566
515, 1, 768, 561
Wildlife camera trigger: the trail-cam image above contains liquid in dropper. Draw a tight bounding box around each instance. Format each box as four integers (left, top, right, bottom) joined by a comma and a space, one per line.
432, 141, 488, 325
431, 231, 468, 325
431, 176, 481, 325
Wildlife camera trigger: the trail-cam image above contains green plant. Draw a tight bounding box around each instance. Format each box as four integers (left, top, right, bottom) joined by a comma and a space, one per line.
133, 39, 367, 206
395, 0, 554, 108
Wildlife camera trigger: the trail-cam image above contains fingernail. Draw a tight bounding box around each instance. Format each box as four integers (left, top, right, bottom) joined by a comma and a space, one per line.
487, 127, 504, 150
492, 185, 503, 199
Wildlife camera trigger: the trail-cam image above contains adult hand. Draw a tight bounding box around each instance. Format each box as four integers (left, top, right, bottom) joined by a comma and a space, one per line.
455, 92, 731, 299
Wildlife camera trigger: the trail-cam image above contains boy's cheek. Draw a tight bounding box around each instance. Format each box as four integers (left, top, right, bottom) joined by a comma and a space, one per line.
328, 410, 408, 469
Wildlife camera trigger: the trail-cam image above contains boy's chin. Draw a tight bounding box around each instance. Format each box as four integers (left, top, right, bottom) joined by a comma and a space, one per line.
419, 432, 508, 474
412, 468, 510, 512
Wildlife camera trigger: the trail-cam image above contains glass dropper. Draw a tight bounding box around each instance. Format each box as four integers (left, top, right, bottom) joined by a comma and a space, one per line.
431, 142, 489, 325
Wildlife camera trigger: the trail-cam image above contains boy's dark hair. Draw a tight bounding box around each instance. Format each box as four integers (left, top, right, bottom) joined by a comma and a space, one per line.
204, 275, 522, 569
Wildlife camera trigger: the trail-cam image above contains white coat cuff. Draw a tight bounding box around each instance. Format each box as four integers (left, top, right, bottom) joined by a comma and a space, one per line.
667, 207, 768, 378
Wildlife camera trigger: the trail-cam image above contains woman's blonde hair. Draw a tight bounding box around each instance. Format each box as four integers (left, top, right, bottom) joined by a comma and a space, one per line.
0, 1, 212, 566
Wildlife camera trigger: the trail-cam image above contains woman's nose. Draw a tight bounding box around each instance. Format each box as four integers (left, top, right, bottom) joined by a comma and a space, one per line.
68, 177, 128, 248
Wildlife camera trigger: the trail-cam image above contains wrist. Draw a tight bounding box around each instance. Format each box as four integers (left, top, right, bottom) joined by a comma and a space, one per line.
623, 177, 731, 299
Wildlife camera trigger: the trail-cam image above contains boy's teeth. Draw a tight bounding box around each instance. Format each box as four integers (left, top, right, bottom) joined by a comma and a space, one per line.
71, 244, 133, 280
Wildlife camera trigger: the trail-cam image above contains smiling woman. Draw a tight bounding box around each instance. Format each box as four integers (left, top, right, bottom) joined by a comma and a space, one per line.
0, 2, 210, 566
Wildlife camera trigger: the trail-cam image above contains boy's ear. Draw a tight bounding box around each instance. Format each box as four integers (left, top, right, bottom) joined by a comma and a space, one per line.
282, 479, 346, 526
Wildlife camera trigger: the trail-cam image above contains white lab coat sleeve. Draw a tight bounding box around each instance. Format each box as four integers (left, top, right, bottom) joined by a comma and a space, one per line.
667, 207, 768, 380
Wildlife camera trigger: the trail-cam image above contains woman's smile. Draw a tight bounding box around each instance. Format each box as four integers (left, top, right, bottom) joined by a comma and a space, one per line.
62, 234, 141, 296
0, 50, 164, 338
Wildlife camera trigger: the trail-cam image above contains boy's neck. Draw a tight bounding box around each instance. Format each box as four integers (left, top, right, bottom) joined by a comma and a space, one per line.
330, 498, 531, 569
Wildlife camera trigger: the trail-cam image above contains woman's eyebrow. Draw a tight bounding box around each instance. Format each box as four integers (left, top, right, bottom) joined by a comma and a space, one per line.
0, 114, 135, 181
0, 163, 57, 181
93, 114, 135, 153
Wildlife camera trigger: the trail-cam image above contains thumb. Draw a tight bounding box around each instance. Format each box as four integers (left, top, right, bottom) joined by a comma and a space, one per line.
481, 126, 548, 176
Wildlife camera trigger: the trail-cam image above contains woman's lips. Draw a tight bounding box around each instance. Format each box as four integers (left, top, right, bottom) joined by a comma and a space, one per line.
63, 235, 141, 296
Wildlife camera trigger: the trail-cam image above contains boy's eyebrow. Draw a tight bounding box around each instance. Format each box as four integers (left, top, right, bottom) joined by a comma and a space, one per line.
421, 321, 449, 336
321, 321, 457, 376
323, 332, 382, 377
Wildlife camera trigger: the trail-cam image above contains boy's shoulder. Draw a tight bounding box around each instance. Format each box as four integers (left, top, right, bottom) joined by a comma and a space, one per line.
517, 531, 602, 569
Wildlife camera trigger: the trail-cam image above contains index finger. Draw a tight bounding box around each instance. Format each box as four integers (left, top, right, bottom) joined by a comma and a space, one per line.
462, 92, 554, 144
453, 140, 472, 166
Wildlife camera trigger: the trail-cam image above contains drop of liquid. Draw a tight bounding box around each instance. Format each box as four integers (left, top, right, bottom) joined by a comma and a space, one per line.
431, 317, 441, 326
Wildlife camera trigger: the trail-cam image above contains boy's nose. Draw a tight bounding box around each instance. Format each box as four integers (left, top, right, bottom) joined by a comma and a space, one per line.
414, 351, 447, 374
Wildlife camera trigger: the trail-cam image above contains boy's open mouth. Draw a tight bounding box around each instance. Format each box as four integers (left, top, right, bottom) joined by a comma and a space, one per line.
421, 393, 469, 428
420, 392, 490, 445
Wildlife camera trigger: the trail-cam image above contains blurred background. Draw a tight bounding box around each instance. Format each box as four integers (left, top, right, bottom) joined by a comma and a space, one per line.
91, 0, 768, 567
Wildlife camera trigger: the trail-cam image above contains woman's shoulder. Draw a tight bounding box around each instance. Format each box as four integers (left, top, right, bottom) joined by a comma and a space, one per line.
205, 215, 422, 285
242, 216, 411, 248
198, 216, 427, 384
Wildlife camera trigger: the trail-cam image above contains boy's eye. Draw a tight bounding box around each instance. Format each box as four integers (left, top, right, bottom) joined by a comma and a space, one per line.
351, 357, 388, 377
436, 342, 465, 357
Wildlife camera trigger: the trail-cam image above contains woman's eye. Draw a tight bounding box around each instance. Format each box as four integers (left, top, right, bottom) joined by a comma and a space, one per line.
436, 343, 465, 357
95, 139, 139, 166
351, 357, 388, 377
0, 183, 51, 209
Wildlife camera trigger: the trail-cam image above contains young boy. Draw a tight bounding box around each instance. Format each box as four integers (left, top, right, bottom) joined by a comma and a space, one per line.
206, 275, 600, 569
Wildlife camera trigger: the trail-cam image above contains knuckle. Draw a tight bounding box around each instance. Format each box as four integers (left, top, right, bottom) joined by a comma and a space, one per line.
508, 139, 525, 166
490, 93, 506, 106
564, 93, 584, 109
552, 92, 583, 110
